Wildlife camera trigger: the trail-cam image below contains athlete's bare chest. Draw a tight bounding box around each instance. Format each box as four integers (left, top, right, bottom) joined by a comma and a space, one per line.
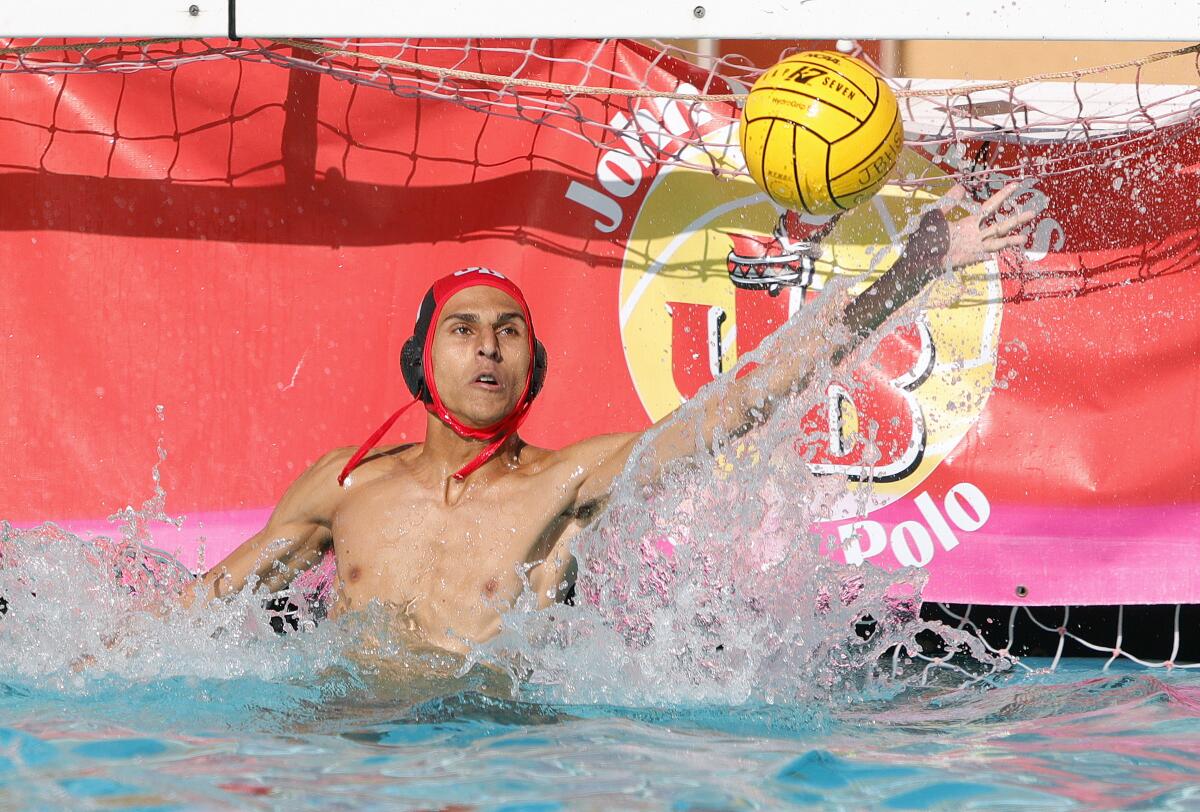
329, 469, 573, 574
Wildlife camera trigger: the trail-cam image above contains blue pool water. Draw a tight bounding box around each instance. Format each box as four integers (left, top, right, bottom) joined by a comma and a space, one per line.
2, 659, 1199, 809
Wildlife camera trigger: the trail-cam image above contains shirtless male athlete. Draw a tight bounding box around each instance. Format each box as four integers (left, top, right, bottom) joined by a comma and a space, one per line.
197, 185, 1034, 654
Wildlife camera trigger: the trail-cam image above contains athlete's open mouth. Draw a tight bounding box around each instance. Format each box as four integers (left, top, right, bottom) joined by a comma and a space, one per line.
472, 373, 502, 391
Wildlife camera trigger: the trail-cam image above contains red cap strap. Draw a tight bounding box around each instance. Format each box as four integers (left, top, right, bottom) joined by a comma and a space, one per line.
337, 399, 421, 486
441, 397, 534, 480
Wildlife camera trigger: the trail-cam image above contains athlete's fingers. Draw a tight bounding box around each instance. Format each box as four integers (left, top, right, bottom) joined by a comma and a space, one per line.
983, 233, 1029, 252
980, 181, 1022, 217
981, 229, 1024, 247
1001, 209, 1037, 229
982, 208, 1036, 238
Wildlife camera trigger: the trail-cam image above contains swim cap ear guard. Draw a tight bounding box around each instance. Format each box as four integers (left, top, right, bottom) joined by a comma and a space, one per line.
400, 287, 548, 403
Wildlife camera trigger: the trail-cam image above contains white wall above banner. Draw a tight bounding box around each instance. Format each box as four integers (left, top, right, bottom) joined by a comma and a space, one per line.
1, 0, 226, 38
3, 0, 1199, 40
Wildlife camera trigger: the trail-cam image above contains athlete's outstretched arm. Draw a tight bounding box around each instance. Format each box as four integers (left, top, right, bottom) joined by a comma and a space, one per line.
840, 183, 1030, 356
680, 183, 1032, 443
570, 183, 1033, 506
185, 450, 349, 605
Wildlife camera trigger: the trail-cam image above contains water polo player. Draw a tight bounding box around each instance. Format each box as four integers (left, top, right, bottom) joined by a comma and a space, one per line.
194, 186, 1033, 654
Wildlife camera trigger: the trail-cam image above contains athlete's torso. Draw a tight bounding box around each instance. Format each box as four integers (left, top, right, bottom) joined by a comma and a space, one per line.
329, 443, 584, 652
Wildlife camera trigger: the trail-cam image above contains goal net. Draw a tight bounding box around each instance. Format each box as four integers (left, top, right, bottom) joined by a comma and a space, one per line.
4, 37, 1198, 179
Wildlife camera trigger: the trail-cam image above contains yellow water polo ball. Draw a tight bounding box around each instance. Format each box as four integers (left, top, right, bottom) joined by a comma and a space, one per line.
739, 50, 904, 216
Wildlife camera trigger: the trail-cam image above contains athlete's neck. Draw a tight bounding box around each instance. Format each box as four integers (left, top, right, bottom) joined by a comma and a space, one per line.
418, 412, 522, 480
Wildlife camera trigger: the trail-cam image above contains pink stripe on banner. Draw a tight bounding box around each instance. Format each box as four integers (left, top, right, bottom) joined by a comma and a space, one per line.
12, 508, 272, 573
927, 502, 1200, 606
17, 501, 1199, 606
824, 500, 1200, 606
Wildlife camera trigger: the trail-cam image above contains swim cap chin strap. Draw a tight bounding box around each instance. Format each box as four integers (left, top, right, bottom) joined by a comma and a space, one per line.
337, 269, 538, 486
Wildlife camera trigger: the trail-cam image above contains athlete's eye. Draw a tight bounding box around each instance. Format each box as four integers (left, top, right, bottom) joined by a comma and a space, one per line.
452, 324, 472, 335
498, 325, 520, 337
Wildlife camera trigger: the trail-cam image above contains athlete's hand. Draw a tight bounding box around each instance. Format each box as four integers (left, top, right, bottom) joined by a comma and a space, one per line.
941, 182, 1036, 269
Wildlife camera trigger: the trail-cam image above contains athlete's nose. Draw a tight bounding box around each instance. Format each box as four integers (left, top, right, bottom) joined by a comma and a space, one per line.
477, 331, 500, 361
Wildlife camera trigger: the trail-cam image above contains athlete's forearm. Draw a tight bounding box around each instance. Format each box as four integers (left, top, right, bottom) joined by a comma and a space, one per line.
183, 565, 243, 607
838, 208, 950, 363
718, 208, 951, 440
184, 526, 329, 606
621, 207, 954, 482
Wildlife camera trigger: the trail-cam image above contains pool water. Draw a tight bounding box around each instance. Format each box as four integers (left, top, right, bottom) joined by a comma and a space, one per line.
1, 660, 1199, 810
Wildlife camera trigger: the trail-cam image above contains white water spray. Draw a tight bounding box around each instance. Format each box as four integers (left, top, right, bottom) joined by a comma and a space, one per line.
470, 259, 1009, 705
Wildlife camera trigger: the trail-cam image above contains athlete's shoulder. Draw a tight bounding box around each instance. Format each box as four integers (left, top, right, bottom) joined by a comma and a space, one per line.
312, 446, 356, 471
314, 443, 419, 489
539, 432, 639, 473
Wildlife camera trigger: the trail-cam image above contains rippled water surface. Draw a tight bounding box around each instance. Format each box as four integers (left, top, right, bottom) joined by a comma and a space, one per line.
2, 661, 1200, 810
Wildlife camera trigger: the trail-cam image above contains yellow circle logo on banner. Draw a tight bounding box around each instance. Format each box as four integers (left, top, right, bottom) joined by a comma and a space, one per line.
619, 125, 1002, 520
740, 51, 903, 215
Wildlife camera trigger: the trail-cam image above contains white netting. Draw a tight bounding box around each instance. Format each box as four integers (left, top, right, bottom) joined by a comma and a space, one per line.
917, 603, 1200, 673
2, 37, 1198, 184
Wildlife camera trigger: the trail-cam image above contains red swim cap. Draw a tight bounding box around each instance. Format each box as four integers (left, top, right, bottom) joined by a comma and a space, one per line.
338, 268, 546, 486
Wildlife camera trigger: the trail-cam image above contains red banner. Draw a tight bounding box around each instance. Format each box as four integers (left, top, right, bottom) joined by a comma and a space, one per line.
1, 40, 1198, 604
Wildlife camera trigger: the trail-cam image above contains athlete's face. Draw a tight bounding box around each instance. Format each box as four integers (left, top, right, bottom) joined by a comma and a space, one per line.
429, 285, 532, 428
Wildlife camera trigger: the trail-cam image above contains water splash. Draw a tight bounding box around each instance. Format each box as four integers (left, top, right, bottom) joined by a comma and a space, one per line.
470, 265, 1010, 705
0, 429, 353, 690
0, 451, 511, 707
0, 521, 343, 688
0, 252, 1011, 707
